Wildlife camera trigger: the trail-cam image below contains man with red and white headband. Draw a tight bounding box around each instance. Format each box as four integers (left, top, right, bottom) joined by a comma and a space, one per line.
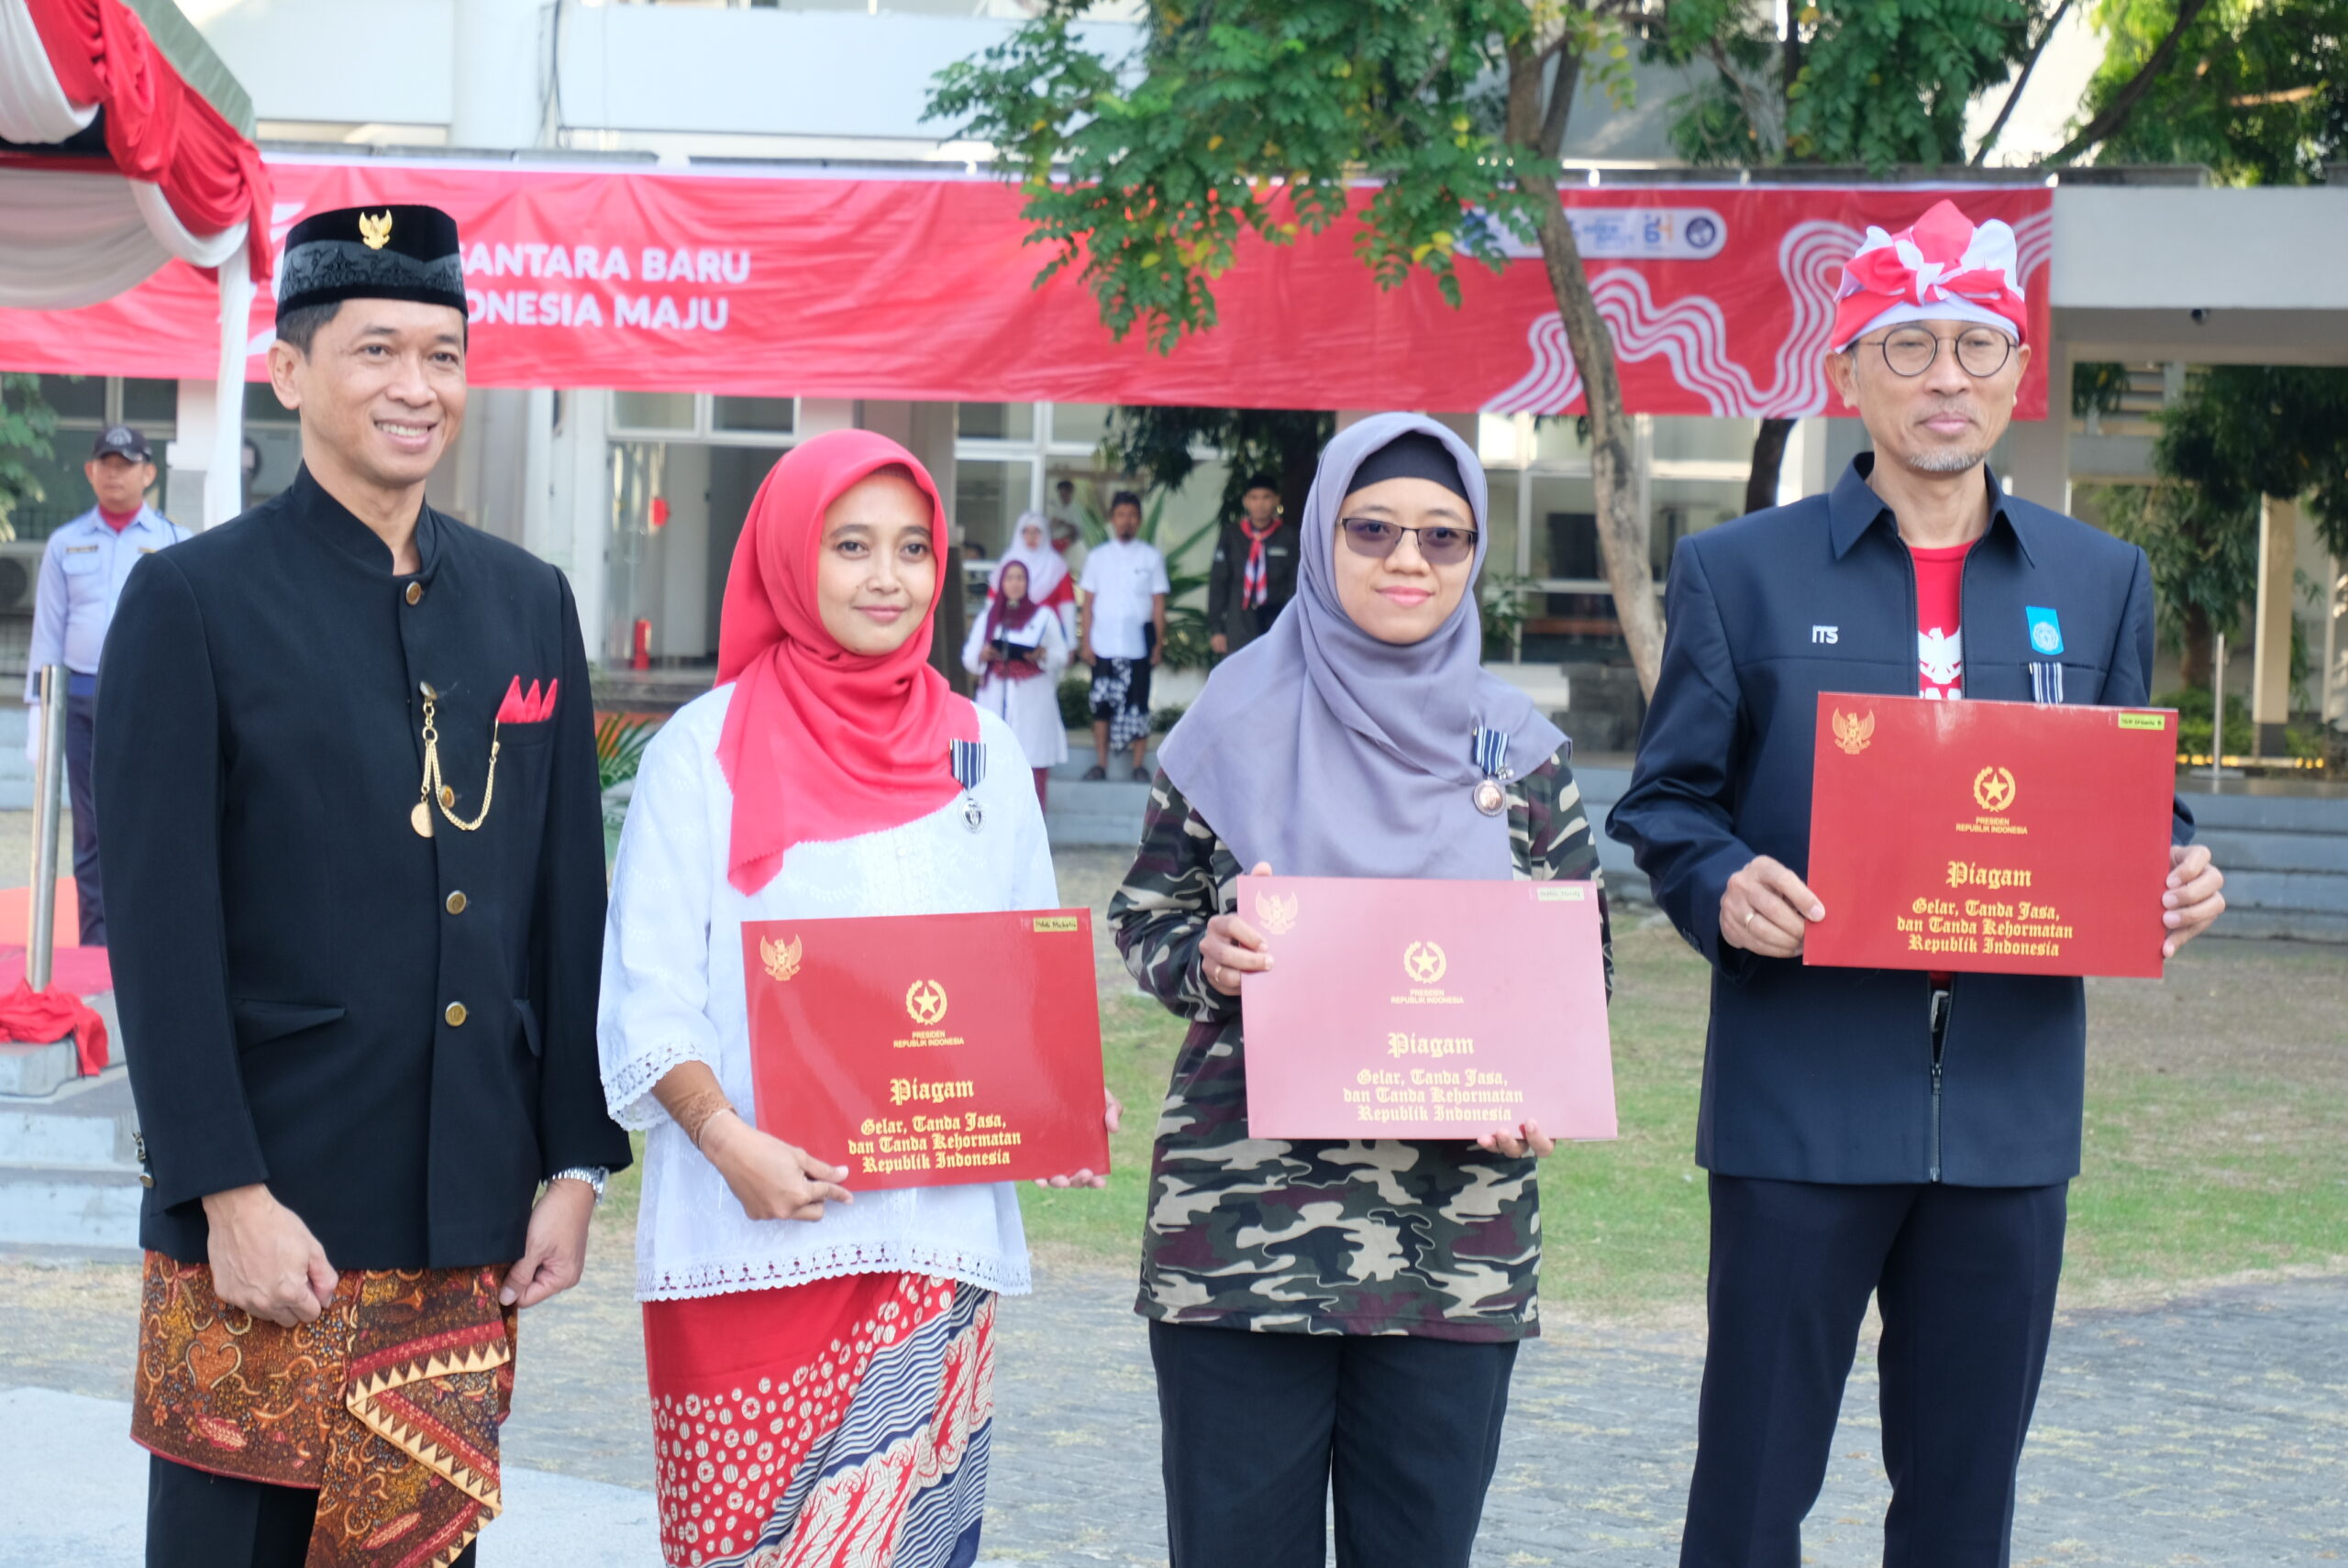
1610, 200, 2227, 1565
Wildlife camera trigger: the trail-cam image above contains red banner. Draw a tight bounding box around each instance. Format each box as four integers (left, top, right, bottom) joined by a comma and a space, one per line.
0, 157, 2052, 418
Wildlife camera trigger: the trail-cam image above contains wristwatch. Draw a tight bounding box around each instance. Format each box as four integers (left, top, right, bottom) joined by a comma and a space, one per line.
546, 1165, 609, 1204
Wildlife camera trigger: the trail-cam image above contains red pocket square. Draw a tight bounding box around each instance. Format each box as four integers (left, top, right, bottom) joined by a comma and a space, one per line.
495, 676, 559, 724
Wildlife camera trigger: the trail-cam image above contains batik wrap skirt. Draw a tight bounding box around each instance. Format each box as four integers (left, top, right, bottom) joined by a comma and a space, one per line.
643, 1272, 996, 1568
130, 1253, 515, 1568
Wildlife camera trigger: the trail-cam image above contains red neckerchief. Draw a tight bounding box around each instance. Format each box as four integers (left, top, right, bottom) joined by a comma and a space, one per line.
1239, 516, 1282, 609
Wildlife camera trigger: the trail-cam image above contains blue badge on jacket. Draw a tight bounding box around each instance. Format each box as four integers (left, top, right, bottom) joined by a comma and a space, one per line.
2024, 606, 2064, 657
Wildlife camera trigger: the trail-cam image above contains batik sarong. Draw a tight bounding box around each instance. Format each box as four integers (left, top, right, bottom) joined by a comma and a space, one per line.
1088, 657, 1153, 749
131, 1253, 515, 1568
643, 1272, 995, 1568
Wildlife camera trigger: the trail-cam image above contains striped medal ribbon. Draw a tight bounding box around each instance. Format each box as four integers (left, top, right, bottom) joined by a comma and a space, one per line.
950, 737, 988, 831
1470, 725, 1510, 817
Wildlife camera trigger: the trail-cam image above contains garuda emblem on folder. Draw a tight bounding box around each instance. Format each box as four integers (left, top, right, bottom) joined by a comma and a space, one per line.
1254, 889, 1299, 936
1831, 709, 1876, 756
759, 933, 803, 983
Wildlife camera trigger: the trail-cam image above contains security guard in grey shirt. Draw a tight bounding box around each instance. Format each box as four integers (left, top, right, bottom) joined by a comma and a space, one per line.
23, 424, 190, 945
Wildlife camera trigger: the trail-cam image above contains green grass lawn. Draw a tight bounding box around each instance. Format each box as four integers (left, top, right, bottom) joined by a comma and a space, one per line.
604, 928, 2346, 1323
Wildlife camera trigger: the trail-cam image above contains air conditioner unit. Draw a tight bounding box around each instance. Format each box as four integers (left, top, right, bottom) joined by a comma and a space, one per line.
0, 541, 45, 614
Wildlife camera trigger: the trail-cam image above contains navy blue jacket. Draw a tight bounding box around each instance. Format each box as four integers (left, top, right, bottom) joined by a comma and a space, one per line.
1607, 458, 2191, 1187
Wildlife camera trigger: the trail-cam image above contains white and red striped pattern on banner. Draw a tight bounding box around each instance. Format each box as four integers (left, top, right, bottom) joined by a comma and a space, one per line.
0, 158, 2053, 420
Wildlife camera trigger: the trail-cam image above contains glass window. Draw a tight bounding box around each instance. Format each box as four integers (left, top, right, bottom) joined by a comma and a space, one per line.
612, 391, 696, 434
1532, 415, 1589, 465
5, 443, 100, 541
711, 395, 795, 436
1049, 403, 1113, 447
120, 378, 177, 425
1649, 478, 1748, 578
1527, 474, 1600, 581
36, 374, 104, 423
1477, 414, 1524, 467
1479, 468, 1521, 580
245, 381, 296, 424
956, 403, 1035, 441
1651, 416, 1757, 465
952, 458, 1031, 559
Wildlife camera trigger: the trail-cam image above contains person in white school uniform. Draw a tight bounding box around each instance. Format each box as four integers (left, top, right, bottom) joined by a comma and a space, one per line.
599, 429, 1116, 1568
962, 555, 1072, 804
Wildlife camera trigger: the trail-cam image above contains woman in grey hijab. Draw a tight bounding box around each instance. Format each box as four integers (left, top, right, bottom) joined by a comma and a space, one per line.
1109, 414, 1614, 1568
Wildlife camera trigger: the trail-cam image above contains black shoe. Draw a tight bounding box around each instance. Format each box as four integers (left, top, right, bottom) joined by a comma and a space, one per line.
1131, 766, 1151, 782
1081, 765, 1107, 781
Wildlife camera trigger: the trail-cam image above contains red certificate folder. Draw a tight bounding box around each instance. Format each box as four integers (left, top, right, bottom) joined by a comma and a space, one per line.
1236, 875, 1615, 1142
1803, 694, 2177, 979
741, 910, 1109, 1190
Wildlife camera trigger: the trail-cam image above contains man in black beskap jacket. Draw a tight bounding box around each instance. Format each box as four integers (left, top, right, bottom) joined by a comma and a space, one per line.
1608, 201, 2226, 1568
96, 204, 629, 1568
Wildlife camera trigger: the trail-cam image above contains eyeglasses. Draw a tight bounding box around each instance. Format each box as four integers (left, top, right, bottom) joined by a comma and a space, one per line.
1861, 326, 2016, 380
1338, 517, 1479, 567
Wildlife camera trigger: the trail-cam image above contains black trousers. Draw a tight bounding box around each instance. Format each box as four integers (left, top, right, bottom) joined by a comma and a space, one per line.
1679, 1176, 2069, 1568
65, 677, 103, 945
147, 1454, 480, 1568
1151, 1319, 1519, 1568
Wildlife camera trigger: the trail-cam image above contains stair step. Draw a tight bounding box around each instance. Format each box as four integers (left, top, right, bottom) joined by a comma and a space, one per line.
0, 1163, 143, 1253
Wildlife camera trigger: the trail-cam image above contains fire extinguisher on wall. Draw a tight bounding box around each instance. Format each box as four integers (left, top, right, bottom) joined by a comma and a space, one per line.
632, 618, 652, 671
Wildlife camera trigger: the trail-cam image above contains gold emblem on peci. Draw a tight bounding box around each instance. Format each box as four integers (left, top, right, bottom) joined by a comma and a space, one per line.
1973, 766, 2018, 813
1254, 889, 1299, 936
359, 210, 393, 250
759, 933, 802, 983
1830, 709, 1876, 756
1402, 941, 1448, 985
905, 979, 949, 1027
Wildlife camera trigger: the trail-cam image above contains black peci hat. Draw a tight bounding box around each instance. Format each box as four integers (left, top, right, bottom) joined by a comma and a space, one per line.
275, 204, 469, 325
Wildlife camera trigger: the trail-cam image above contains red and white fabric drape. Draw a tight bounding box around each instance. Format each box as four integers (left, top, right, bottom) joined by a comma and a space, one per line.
0, 0, 273, 525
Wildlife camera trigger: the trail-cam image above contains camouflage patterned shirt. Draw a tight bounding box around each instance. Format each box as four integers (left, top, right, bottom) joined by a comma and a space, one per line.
1109, 753, 1612, 1342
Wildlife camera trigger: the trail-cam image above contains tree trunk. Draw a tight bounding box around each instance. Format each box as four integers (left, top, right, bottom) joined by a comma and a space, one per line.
2180, 602, 2213, 691
1509, 36, 1663, 697
1745, 416, 1796, 516
1522, 173, 1663, 697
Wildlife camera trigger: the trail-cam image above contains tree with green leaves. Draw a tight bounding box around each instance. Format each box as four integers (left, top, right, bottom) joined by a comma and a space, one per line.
1648, 0, 2061, 511
2067, 0, 2344, 181
2095, 365, 2348, 688
928, 0, 1675, 691
0, 373, 58, 542
1095, 405, 1331, 536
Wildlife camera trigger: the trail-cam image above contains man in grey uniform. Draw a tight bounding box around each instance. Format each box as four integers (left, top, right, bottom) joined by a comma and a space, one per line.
23, 424, 190, 945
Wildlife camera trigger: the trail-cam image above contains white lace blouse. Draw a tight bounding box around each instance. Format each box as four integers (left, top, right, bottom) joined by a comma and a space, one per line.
598, 685, 1055, 1302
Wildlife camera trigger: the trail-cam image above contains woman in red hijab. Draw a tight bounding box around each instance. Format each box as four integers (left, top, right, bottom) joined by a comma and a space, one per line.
598, 430, 1116, 1568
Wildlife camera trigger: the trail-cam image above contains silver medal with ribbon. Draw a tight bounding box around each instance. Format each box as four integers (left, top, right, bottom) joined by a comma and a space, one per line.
1470, 725, 1511, 817
950, 737, 987, 831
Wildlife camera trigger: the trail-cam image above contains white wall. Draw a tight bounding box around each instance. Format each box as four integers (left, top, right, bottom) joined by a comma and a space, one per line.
2052, 189, 2348, 313
192, 0, 455, 129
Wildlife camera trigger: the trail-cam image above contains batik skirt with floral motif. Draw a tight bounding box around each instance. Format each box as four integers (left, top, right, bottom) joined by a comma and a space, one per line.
131, 1253, 515, 1568
642, 1273, 994, 1568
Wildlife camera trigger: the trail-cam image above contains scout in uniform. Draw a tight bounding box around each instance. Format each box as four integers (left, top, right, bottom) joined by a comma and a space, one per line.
95, 204, 631, 1568
23, 423, 190, 946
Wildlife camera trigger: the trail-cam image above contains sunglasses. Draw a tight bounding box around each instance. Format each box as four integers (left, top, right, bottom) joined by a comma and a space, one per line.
1338, 516, 1479, 567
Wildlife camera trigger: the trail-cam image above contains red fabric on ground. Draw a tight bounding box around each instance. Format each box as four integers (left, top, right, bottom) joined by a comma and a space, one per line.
0, 977, 107, 1073
22, 0, 273, 281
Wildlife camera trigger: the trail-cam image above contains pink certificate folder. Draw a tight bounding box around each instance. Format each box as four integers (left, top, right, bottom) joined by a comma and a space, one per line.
1236, 875, 1616, 1142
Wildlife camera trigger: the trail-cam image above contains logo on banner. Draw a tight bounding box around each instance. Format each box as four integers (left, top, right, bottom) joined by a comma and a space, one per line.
1255, 890, 1299, 936
905, 979, 949, 1027
759, 933, 803, 983
1403, 942, 1449, 986
1973, 767, 2018, 813
1831, 710, 1876, 756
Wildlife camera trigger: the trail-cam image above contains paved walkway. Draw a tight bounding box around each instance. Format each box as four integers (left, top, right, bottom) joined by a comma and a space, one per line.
3, 1261, 2339, 1565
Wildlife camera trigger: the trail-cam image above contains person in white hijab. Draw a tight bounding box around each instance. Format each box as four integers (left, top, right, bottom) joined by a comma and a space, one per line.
993, 511, 1077, 647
